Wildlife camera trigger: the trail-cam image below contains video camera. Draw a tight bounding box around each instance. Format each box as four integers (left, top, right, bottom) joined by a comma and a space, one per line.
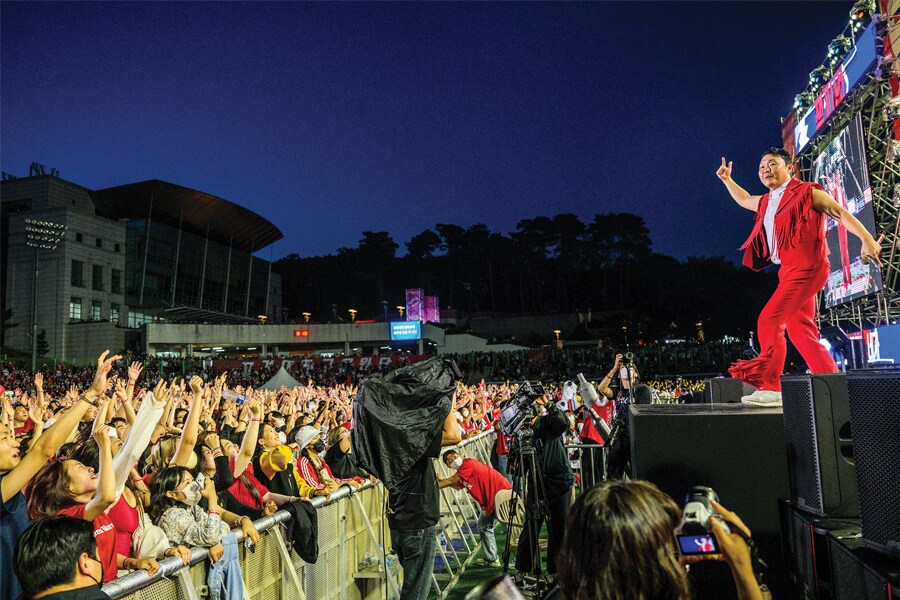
497, 381, 546, 437
674, 486, 730, 556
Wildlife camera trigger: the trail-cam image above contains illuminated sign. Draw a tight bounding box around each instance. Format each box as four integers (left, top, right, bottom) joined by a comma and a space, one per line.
390, 321, 421, 341
293, 329, 309, 338
795, 23, 879, 153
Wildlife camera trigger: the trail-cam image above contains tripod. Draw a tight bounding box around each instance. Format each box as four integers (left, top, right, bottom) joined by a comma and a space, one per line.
501, 432, 550, 598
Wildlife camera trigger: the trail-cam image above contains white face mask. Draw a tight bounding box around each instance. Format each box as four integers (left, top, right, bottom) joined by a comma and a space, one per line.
461, 409, 469, 418
455, 412, 463, 423
277, 431, 287, 445
180, 481, 202, 506
450, 457, 463, 470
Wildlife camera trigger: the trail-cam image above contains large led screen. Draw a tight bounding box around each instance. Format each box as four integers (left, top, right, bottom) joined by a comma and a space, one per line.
390, 321, 421, 341
812, 114, 882, 309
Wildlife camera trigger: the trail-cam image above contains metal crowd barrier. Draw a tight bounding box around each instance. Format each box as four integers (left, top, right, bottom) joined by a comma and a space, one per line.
101, 429, 498, 600
564, 443, 608, 493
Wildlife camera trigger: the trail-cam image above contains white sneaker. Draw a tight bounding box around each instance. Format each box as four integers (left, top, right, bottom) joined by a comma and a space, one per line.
740, 389, 783, 407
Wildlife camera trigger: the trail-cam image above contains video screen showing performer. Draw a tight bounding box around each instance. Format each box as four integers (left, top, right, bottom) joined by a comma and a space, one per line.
812, 114, 883, 308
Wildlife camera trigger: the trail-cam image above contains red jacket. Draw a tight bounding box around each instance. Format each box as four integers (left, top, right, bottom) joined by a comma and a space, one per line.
740, 179, 828, 271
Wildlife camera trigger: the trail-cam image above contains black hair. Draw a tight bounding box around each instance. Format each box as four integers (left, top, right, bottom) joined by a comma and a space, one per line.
148, 465, 191, 524
109, 416, 127, 426
442, 449, 459, 462
761, 147, 793, 165
14, 515, 98, 598
69, 439, 100, 470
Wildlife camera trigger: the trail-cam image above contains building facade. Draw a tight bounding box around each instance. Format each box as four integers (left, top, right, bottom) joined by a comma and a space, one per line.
1, 175, 283, 364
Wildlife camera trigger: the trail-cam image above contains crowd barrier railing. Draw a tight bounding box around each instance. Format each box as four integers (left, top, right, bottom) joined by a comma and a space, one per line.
101, 429, 498, 600
564, 442, 608, 494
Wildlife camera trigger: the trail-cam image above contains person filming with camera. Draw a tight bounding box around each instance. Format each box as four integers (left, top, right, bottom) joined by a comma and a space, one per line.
599, 353, 652, 480
512, 391, 574, 591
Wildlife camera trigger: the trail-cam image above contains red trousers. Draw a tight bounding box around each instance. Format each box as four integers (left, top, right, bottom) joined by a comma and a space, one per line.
730, 261, 838, 391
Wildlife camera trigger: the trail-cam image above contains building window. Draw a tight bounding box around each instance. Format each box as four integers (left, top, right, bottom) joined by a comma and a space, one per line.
71, 260, 84, 287
69, 298, 82, 320
111, 269, 122, 294
110, 303, 120, 324
114, 243, 121, 253
96, 237, 102, 249
92, 265, 104, 291
91, 300, 102, 321
76, 232, 83, 243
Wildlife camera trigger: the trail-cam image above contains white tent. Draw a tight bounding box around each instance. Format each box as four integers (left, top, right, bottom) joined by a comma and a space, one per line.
259, 366, 304, 390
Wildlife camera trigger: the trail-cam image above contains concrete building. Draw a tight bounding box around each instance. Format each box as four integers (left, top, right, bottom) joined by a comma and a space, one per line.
1, 175, 283, 364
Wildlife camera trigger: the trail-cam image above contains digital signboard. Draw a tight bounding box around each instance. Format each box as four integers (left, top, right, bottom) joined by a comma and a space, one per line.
390, 321, 421, 341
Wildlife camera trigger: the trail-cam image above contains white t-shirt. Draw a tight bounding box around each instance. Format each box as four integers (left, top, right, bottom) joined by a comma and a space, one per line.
763, 181, 790, 265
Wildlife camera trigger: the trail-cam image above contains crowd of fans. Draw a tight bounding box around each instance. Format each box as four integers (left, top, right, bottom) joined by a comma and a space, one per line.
2, 350, 765, 600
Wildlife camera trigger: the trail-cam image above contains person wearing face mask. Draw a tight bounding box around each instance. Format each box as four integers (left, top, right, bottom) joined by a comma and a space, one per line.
438, 449, 514, 567
295, 426, 362, 493
718, 148, 882, 406
150, 466, 258, 600
13, 516, 112, 600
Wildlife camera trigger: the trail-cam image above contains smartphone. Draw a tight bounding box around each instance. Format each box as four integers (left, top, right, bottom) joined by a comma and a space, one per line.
676, 533, 719, 556
195, 472, 206, 490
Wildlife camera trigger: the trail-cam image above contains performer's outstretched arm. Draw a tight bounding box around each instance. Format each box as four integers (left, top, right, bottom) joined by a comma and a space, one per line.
811, 189, 883, 265
717, 157, 761, 212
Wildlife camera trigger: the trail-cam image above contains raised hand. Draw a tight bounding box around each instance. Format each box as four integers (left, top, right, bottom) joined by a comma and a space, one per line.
127, 361, 144, 383
716, 157, 733, 182
90, 351, 123, 397
92, 399, 112, 447
189, 376, 204, 395
33, 372, 43, 391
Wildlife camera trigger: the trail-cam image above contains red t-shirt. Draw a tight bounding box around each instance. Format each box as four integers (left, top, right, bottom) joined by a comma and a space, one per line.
229, 458, 269, 509
580, 403, 613, 445
13, 418, 34, 438
455, 458, 512, 516
106, 494, 140, 557
59, 503, 118, 582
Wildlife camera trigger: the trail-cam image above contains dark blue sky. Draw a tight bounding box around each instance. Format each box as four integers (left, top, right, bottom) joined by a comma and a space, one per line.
1, 2, 852, 262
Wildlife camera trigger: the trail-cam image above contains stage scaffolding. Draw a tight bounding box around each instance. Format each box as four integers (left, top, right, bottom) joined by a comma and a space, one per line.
796, 60, 900, 334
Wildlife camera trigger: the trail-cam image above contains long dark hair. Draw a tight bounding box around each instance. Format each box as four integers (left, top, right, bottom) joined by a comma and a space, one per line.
24, 460, 79, 520
556, 480, 690, 600
149, 465, 191, 524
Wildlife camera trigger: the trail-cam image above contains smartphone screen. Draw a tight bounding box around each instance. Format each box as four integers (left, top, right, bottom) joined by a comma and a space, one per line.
676, 534, 719, 555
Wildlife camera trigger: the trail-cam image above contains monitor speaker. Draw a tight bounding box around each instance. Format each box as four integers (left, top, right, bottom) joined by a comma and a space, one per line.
702, 378, 754, 403
780, 374, 858, 517
827, 529, 900, 599
846, 371, 900, 557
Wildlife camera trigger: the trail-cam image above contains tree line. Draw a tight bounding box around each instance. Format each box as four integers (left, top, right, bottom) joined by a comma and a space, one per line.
274, 213, 776, 341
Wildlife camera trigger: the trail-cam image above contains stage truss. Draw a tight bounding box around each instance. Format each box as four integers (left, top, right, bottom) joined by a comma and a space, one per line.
796, 70, 900, 332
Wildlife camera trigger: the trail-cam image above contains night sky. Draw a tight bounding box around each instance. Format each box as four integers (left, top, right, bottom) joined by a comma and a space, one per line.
1, 2, 853, 263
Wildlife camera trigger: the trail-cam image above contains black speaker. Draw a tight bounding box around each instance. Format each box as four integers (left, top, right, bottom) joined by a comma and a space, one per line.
628, 404, 789, 600
702, 378, 754, 403
827, 529, 900, 599
846, 371, 900, 557
780, 501, 859, 600
780, 374, 858, 517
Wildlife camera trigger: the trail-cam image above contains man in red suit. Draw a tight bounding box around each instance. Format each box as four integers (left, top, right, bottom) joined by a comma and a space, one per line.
717, 147, 882, 406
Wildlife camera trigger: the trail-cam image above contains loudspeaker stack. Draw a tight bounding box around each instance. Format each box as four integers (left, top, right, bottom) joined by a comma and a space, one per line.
780, 372, 900, 599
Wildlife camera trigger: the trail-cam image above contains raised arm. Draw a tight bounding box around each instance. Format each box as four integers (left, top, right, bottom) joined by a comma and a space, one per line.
171, 376, 204, 467
717, 157, 761, 212
84, 399, 117, 521
811, 189, 883, 265
233, 398, 262, 478
1, 351, 120, 503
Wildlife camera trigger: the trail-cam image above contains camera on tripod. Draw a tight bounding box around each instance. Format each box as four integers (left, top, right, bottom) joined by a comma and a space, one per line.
497, 381, 546, 438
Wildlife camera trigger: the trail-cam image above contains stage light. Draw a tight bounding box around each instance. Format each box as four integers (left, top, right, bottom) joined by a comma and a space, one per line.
794, 89, 815, 111
850, 0, 875, 22
828, 35, 852, 59
809, 65, 832, 86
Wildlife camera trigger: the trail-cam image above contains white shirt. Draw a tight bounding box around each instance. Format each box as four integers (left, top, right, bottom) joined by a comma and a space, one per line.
763, 181, 790, 265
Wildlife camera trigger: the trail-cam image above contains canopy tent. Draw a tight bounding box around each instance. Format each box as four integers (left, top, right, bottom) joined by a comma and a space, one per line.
259, 366, 304, 390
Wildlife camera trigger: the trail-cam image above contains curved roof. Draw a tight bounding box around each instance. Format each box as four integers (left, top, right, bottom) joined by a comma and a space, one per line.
91, 180, 282, 253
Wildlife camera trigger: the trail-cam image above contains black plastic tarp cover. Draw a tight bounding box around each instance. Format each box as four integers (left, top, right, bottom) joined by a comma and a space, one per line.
351, 357, 456, 487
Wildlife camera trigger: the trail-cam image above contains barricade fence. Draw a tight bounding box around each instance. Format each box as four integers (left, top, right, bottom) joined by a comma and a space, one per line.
102, 430, 497, 600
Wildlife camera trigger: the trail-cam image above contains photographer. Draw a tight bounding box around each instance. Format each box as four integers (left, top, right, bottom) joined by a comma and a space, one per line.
550, 480, 764, 600
599, 353, 650, 480
513, 393, 574, 589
